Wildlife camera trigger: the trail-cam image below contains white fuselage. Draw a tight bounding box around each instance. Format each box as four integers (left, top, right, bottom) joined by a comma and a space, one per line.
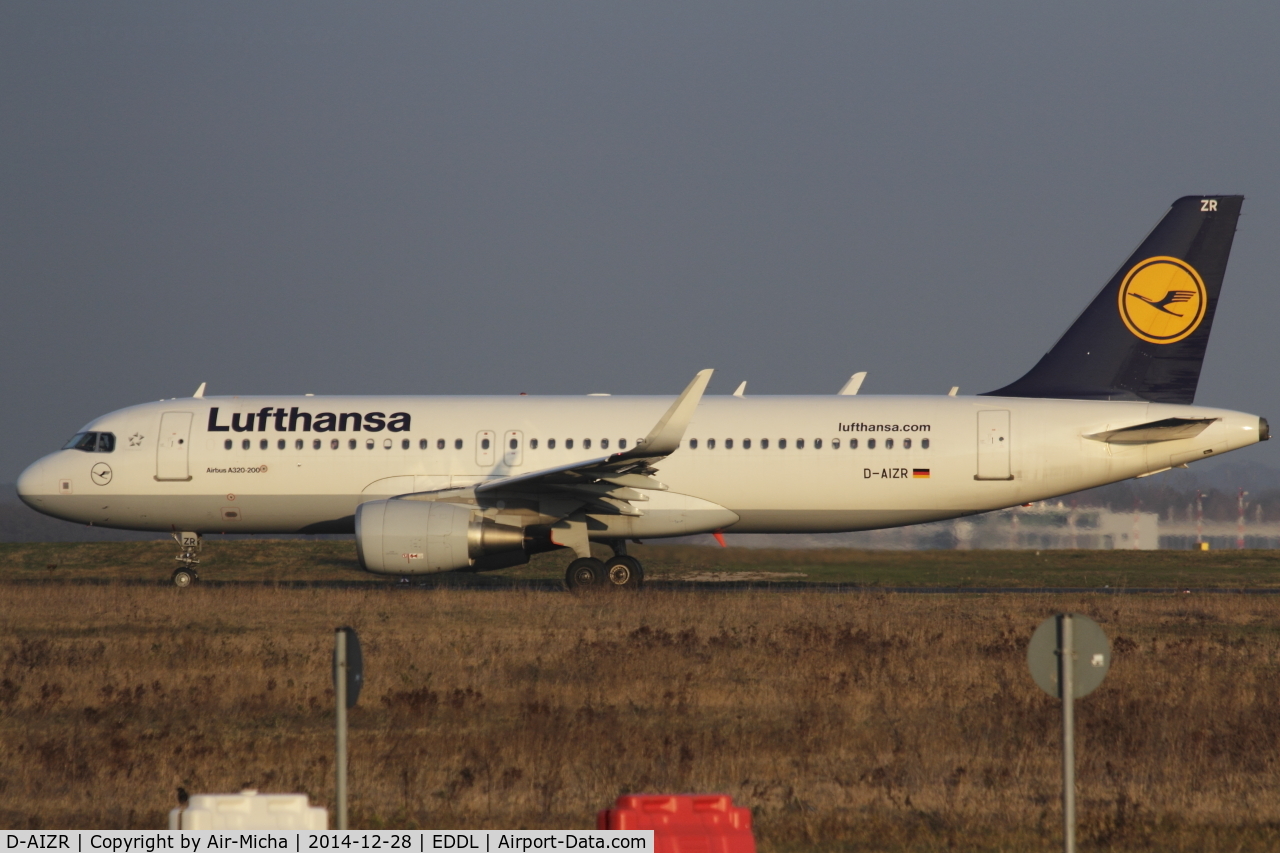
15, 393, 1264, 538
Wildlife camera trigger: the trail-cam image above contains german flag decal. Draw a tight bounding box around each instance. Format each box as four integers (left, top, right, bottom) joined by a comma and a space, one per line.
912, 469, 930, 479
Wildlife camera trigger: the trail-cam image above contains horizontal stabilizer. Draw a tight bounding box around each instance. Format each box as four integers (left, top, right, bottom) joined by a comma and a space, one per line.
1084, 417, 1217, 444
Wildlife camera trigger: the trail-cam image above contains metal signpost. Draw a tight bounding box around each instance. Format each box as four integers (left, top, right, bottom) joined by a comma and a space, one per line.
333, 627, 364, 830
1027, 614, 1110, 853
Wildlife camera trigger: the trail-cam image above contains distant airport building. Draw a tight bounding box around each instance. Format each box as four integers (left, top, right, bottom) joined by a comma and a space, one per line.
951, 504, 1160, 551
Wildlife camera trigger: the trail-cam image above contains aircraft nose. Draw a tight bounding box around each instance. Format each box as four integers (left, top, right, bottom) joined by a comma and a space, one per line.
16, 458, 48, 507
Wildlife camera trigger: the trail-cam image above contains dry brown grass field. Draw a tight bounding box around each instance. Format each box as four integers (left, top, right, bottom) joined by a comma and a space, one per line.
2, 582, 1279, 851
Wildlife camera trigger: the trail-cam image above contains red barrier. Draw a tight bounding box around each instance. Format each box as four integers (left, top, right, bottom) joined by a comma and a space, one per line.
597, 794, 755, 853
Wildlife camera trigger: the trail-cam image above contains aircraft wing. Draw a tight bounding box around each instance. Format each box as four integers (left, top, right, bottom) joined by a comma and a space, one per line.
398, 369, 712, 519
473, 369, 711, 516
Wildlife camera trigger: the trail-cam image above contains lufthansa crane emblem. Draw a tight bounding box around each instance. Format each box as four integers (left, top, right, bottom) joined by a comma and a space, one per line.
90, 462, 113, 486
1117, 256, 1207, 344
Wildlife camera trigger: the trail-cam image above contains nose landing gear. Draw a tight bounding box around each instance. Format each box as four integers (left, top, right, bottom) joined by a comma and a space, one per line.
171, 531, 202, 588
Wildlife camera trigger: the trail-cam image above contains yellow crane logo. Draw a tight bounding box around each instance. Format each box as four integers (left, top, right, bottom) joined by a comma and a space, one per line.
1117, 256, 1206, 344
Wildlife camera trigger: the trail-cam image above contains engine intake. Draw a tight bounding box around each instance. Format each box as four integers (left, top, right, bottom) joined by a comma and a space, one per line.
355, 499, 525, 574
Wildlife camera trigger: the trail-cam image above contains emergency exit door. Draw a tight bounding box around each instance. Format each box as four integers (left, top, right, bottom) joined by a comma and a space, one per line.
156, 411, 194, 481
976, 410, 1012, 480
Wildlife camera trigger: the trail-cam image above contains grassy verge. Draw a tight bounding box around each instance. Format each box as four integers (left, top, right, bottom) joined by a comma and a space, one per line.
4, 540, 1280, 588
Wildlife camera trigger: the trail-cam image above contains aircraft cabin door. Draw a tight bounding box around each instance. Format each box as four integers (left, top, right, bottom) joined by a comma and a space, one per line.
476, 430, 496, 467
504, 430, 524, 467
975, 409, 1012, 480
156, 411, 194, 481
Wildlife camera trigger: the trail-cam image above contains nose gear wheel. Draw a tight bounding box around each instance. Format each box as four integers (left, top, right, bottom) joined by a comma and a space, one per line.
170, 531, 202, 587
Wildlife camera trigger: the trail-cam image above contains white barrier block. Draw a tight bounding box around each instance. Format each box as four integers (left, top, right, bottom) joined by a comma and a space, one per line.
168, 789, 328, 830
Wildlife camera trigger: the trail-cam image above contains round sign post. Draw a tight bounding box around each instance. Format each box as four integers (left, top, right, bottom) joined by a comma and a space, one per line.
1027, 614, 1110, 853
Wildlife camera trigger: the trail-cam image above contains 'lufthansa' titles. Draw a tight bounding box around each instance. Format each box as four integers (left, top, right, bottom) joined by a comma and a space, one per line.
207, 407, 411, 433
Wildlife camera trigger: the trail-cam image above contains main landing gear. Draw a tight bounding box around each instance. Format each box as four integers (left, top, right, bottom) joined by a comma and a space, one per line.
171, 531, 202, 588
564, 542, 644, 592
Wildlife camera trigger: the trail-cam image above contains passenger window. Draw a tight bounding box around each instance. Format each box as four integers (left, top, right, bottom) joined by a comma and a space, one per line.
868, 438, 876, 449
296, 439, 304, 450
437, 438, 445, 450
584, 438, 592, 450
779, 438, 787, 449
384, 438, 392, 449
97, 433, 115, 452
260, 439, 268, 451
531, 438, 539, 450
278, 439, 286, 450
224, 439, 232, 450
904, 438, 912, 449
331, 439, 339, 450
242, 439, 251, 450
619, 438, 627, 449
314, 439, 322, 450
601, 438, 609, 450
482, 438, 491, 450
761, 438, 769, 449
455, 439, 463, 450
886, 438, 894, 449
832, 438, 840, 449
707, 438, 716, 449
401, 439, 409, 450
349, 439, 357, 450
922, 438, 930, 449
366, 439, 375, 450
566, 438, 574, 450
814, 438, 823, 449
850, 438, 858, 449
510, 438, 518, 450
549, 438, 556, 449
796, 438, 804, 450
743, 438, 752, 449
419, 439, 427, 450
725, 438, 734, 449
689, 438, 698, 450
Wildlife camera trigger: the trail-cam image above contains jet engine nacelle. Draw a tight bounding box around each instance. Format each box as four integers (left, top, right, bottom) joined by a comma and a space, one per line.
355, 499, 525, 574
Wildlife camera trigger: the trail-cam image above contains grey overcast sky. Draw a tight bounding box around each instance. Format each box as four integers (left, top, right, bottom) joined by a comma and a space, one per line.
4, 2, 1280, 483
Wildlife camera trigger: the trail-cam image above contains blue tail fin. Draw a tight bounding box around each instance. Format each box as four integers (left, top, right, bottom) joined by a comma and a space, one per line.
985, 195, 1242, 404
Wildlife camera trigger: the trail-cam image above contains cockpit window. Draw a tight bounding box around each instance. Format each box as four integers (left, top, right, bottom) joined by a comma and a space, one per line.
64, 432, 115, 453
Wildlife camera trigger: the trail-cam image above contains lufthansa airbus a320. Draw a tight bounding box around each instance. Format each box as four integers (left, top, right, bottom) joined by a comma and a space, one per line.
17, 197, 1268, 588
